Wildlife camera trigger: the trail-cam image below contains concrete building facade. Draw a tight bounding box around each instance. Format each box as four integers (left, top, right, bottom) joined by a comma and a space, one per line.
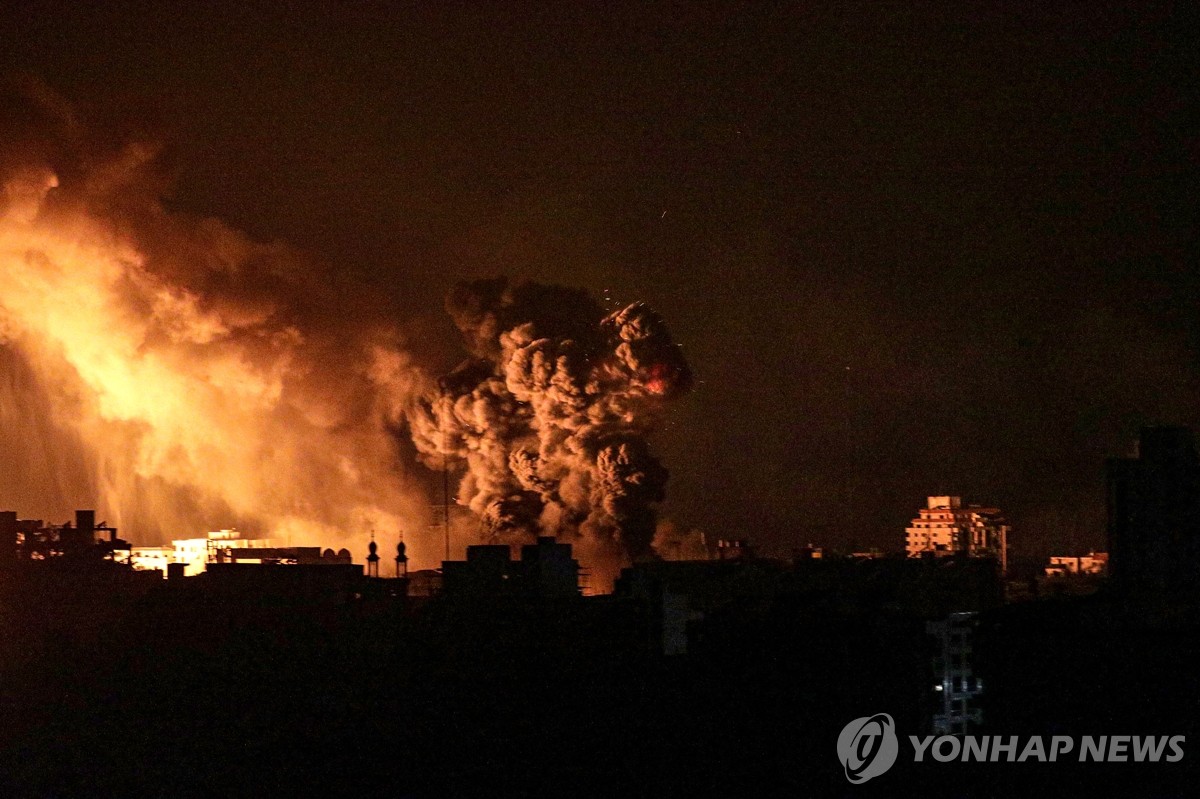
905, 496, 1009, 575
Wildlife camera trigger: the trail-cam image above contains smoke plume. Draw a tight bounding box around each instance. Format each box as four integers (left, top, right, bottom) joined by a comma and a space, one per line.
651, 519, 712, 562
409, 278, 692, 588
1, 84, 692, 585
0, 84, 431, 562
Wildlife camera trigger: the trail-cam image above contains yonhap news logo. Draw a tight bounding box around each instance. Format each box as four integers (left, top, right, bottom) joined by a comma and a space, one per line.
836, 714, 899, 784
836, 712, 1186, 784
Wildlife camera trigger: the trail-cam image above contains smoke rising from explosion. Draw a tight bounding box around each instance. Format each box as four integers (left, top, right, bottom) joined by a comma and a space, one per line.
0, 86, 431, 562
409, 278, 692, 587
1, 85, 693, 584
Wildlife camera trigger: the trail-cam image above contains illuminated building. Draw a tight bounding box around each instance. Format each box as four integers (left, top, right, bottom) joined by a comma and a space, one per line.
1044, 552, 1108, 577
130, 529, 353, 577
905, 496, 1009, 575
715, 539, 753, 560
1107, 426, 1200, 591
129, 546, 174, 574
129, 530, 271, 577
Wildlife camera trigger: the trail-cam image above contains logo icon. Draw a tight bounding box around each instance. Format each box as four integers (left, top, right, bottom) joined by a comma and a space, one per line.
837, 713, 899, 784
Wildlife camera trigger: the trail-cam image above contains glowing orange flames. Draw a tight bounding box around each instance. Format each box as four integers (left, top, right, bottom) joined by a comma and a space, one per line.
643, 362, 673, 395
0, 151, 434, 566
1, 128, 696, 588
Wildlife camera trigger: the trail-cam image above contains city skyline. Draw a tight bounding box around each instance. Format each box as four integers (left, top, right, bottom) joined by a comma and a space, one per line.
2, 4, 1197, 794
3, 2, 1195, 561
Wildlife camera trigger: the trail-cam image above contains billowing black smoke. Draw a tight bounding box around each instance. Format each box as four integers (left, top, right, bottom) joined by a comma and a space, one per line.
409, 278, 691, 583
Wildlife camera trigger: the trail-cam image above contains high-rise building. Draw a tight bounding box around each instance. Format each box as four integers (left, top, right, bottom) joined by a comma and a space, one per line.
905, 496, 1008, 575
1107, 426, 1200, 591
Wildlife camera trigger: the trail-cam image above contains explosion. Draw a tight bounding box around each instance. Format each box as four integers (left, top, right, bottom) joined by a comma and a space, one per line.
409, 278, 692, 588
1, 85, 692, 586
0, 90, 430, 564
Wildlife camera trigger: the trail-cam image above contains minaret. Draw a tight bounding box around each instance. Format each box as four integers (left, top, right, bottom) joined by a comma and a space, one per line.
366, 534, 380, 578
395, 535, 408, 578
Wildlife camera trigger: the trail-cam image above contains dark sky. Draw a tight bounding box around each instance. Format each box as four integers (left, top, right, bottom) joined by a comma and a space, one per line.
3, 0, 1197, 557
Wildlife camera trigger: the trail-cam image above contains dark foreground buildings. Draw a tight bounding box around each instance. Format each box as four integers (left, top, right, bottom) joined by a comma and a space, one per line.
1107, 426, 1200, 593
4, 441, 1200, 798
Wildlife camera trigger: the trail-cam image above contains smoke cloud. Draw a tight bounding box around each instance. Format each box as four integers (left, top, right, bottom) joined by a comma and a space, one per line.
0, 84, 432, 562
1, 85, 694, 585
409, 278, 692, 588
651, 519, 712, 562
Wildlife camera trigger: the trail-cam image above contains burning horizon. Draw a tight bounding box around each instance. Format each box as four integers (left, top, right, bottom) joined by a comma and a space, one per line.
0, 90, 694, 585
0, 147, 437, 565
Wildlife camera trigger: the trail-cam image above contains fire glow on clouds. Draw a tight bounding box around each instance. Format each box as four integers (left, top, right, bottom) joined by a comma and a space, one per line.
0, 98, 695, 585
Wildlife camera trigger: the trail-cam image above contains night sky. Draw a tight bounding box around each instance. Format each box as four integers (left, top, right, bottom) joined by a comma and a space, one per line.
2, 1, 1197, 557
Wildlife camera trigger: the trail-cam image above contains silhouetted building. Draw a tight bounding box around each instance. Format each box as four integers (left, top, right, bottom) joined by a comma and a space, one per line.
2, 509, 128, 563
1107, 426, 1200, 591
441, 537, 580, 598
518, 536, 580, 597
367, 538, 380, 577
201, 560, 364, 601
406, 568, 443, 597
612, 567, 692, 656
396, 539, 408, 577
0, 511, 16, 568
442, 544, 510, 595
905, 496, 1009, 575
